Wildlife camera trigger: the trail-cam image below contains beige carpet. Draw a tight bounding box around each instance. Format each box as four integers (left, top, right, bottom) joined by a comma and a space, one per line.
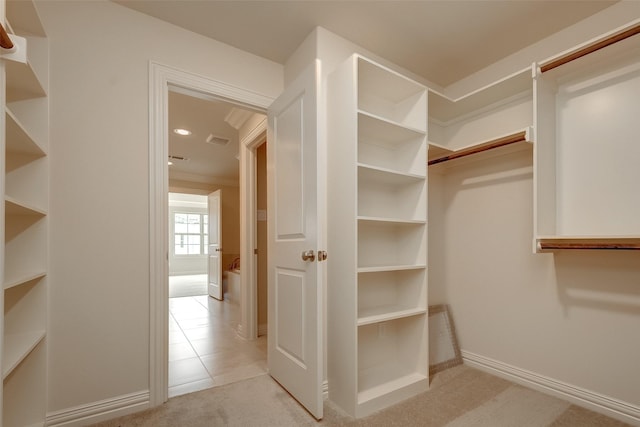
92, 365, 632, 427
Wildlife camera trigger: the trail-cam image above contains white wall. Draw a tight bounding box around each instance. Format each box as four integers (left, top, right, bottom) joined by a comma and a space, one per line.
287, 4, 640, 423
427, 3, 640, 420
37, 0, 282, 416
429, 149, 640, 417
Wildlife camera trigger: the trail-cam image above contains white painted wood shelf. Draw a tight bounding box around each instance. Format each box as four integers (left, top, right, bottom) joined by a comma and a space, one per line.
328, 54, 428, 419
533, 22, 640, 251
2, 1, 50, 425
5, 108, 46, 157
357, 264, 427, 273
2, 331, 46, 380
428, 67, 533, 162
357, 306, 426, 326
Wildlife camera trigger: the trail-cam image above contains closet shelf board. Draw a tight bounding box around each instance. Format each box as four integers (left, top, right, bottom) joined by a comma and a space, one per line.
357, 306, 426, 326
357, 110, 426, 135
5, 109, 47, 156
358, 368, 427, 404
357, 216, 426, 225
358, 264, 427, 273
5, 196, 47, 217
4, 272, 46, 291
428, 129, 531, 166
2, 330, 46, 380
357, 163, 425, 181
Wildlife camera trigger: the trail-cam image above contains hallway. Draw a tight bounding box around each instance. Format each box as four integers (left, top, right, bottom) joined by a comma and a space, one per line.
169, 293, 267, 397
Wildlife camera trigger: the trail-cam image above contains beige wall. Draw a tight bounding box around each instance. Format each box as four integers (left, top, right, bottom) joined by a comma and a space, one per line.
426, 2, 640, 412
429, 149, 640, 408
37, 0, 282, 415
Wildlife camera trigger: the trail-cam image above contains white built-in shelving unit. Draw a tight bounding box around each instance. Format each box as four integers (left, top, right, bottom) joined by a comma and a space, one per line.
428, 68, 533, 168
327, 54, 428, 418
1, 0, 49, 425
533, 21, 640, 252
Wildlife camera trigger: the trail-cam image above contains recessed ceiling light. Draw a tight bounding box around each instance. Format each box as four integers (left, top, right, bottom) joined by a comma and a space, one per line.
173, 128, 192, 136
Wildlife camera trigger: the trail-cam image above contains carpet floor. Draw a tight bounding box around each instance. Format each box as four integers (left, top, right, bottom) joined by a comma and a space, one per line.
91, 365, 632, 427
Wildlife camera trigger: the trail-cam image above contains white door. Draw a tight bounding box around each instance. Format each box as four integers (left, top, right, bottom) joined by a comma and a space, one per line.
267, 60, 323, 419
208, 189, 223, 300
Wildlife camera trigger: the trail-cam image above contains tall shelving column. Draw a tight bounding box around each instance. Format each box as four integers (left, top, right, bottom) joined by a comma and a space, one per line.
2, 0, 49, 425
327, 54, 428, 418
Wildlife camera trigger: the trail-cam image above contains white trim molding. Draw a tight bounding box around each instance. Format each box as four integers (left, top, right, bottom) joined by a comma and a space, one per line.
462, 351, 640, 426
149, 61, 274, 407
239, 120, 267, 340
46, 391, 150, 427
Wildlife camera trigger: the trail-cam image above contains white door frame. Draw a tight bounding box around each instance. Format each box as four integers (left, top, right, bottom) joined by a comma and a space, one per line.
148, 61, 273, 406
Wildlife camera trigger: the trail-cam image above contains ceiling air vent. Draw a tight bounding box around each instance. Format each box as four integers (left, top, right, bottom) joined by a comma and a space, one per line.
205, 133, 230, 147
205, 134, 230, 146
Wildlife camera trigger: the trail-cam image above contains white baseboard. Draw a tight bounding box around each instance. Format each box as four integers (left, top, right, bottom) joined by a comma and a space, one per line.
462, 350, 640, 426
46, 390, 150, 427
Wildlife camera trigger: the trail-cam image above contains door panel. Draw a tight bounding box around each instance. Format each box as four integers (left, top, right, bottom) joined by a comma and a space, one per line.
267, 60, 323, 419
208, 189, 222, 300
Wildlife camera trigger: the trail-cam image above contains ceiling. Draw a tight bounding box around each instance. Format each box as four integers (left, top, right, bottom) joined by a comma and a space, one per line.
115, 0, 616, 86
168, 90, 261, 185
118, 0, 617, 185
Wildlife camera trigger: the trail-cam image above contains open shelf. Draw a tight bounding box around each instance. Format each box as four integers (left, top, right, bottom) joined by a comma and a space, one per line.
358, 306, 426, 326
358, 221, 426, 269
4, 212, 47, 288
5, 196, 46, 217
2, 330, 46, 380
358, 112, 426, 176
357, 57, 427, 132
428, 67, 532, 157
428, 128, 532, 167
3, 339, 47, 427
6, 108, 46, 157
358, 168, 426, 221
357, 216, 425, 225
358, 268, 426, 326
357, 264, 426, 273
357, 316, 428, 410
358, 368, 427, 405
6, 55, 46, 103
6, 1, 47, 37
534, 26, 640, 249
4, 272, 46, 291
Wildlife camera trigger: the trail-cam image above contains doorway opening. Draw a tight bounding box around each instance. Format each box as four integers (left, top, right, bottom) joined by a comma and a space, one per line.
149, 62, 272, 404
166, 89, 268, 397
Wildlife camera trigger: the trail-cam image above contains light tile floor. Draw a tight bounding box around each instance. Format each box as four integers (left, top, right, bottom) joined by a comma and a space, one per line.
169, 295, 267, 398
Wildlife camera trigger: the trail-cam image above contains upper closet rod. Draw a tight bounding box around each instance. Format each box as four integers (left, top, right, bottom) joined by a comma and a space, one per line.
0, 22, 14, 50
428, 131, 527, 166
540, 23, 640, 73
537, 242, 640, 251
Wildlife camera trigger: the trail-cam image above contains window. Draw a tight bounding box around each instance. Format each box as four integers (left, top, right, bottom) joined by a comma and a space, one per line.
174, 212, 208, 255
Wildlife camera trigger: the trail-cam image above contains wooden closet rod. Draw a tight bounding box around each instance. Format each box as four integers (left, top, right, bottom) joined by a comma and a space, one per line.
540, 23, 640, 73
0, 22, 14, 50
538, 242, 640, 251
428, 131, 527, 166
